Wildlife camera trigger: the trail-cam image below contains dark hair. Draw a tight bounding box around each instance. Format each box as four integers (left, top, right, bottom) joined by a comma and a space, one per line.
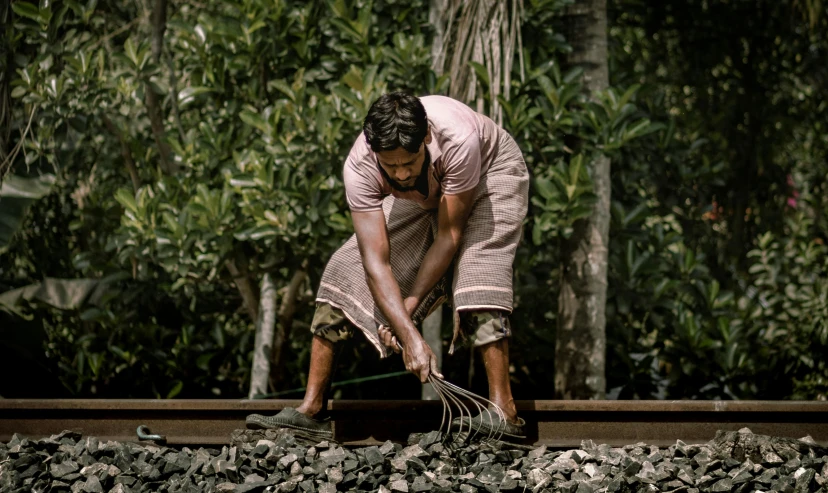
363, 92, 428, 154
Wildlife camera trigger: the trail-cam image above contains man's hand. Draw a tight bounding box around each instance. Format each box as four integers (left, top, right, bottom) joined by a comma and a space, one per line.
379, 326, 443, 382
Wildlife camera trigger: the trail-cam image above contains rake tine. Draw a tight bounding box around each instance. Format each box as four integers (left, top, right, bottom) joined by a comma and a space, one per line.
438, 380, 493, 441
395, 337, 508, 445
428, 375, 452, 439
437, 379, 507, 442
446, 380, 489, 442
433, 378, 472, 442
395, 339, 457, 442
432, 376, 490, 444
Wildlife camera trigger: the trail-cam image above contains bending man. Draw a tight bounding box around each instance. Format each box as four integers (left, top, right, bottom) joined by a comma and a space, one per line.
246, 92, 529, 440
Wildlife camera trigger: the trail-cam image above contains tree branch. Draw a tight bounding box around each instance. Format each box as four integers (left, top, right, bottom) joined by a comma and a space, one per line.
167, 52, 186, 143
102, 114, 141, 192
144, 0, 176, 175
225, 258, 259, 323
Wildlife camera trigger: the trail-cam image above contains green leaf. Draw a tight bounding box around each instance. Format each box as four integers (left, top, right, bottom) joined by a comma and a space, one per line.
166, 380, 184, 399
534, 177, 558, 200
239, 110, 271, 134
568, 154, 584, 186
11, 2, 40, 22
124, 37, 139, 67
0, 174, 56, 254
0, 278, 115, 314
113, 187, 138, 214
562, 67, 584, 84
468, 61, 490, 88
342, 66, 364, 91
617, 84, 641, 109
178, 86, 212, 106
268, 79, 295, 101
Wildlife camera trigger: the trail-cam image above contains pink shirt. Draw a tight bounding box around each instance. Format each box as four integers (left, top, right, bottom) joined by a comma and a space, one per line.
343, 95, 501, 212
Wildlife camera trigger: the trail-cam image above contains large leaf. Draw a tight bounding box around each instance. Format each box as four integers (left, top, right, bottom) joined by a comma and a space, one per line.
0, 174, 56, 254
0, 274, 128, 317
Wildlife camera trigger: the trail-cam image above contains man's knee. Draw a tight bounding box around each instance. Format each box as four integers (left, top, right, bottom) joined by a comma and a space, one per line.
310, 303, 354, 345
458, 310, 512, 348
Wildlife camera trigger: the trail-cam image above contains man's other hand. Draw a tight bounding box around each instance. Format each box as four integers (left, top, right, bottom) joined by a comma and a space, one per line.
379, 327, 443, 383
378, 325, 401, 354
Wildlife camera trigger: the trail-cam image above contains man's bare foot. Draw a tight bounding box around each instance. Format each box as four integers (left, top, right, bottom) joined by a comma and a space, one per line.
491, 397, 520, 424
295, 401, 324, 418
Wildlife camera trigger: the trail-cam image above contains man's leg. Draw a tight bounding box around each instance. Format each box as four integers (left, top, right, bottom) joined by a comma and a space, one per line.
463, 310, 520, 424
246, 302, 351, 432
295, 335, 340, 418
479, 338, 519, 424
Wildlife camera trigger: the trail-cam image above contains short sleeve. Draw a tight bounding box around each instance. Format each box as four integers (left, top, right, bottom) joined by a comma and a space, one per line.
344, 156, 385, 212
441, 132, 482, 195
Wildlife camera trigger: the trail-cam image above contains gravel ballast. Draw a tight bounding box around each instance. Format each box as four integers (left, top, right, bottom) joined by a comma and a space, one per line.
0, 427, 826, 492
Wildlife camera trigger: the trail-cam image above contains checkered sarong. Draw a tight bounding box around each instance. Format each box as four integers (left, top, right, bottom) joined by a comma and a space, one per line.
316, 129, 529, 357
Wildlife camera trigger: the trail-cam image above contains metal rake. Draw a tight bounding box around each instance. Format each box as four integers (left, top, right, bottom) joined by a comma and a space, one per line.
393, 337, 507, 445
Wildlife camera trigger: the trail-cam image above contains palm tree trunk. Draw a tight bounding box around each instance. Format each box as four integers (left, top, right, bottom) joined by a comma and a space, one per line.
555, 0, 609, 400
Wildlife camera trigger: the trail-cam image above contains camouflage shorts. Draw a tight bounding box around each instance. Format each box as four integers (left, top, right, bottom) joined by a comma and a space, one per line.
310, 302, 511, 348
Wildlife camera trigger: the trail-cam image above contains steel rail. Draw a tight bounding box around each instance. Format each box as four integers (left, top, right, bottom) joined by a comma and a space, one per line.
1, 399, 826, 448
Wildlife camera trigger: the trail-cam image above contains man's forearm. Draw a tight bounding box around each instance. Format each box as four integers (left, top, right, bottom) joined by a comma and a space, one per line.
364, 261, 421, 347
405, 235, 459, 314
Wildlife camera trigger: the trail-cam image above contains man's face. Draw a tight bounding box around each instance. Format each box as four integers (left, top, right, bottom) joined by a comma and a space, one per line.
375, 128, 432, 191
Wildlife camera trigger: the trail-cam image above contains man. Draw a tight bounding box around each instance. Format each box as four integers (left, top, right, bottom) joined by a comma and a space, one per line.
246, 92, 529, 440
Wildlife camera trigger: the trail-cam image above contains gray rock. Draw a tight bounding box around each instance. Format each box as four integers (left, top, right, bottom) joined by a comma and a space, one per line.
527, 446, 547, 461
326, 466, 343, 484
771, 476, 796, 493
364, 446, 384, 467
380, 441, 397, 456
526, 469, 551, 489
278, 453, 299, 469
418, 431, 442, 449
401, 444, 427, 460
390, 478, 409, 492
411, 476, 432, 492
731, 469, 753, 485
82, 475, 104, 493
795, 468, 815, 492
710, 477, 732, 492
575, 482, 595, 493
51, 461, 80, 478
317, 483, 337, 493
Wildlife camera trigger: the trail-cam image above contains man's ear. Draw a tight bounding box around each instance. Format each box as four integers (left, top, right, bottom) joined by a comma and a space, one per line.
424, 125, 432, 145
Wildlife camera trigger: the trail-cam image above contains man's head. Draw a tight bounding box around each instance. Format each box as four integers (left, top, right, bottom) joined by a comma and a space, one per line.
363, 92, 432, 191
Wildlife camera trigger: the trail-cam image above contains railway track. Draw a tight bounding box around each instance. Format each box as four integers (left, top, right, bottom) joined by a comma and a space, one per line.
1, 399, 826, 448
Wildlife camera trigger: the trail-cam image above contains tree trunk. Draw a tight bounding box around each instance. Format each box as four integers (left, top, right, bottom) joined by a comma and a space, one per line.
225, 258, 259, 323
555, 0, 609, 400
269, 269, 307, 390
145, 0, 176, 175
249, 273, 277, 399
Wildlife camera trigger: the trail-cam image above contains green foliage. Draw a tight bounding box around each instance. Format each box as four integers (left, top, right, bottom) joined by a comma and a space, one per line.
0, 174, 56, 254
2, 0, 828, 401
532, 154, 597, 241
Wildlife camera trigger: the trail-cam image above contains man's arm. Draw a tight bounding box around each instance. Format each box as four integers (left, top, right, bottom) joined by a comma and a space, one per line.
404, 188, 476, 315
351, 210, 440, 382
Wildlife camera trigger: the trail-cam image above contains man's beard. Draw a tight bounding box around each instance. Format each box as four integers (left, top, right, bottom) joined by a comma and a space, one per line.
377, 149, 431, 197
